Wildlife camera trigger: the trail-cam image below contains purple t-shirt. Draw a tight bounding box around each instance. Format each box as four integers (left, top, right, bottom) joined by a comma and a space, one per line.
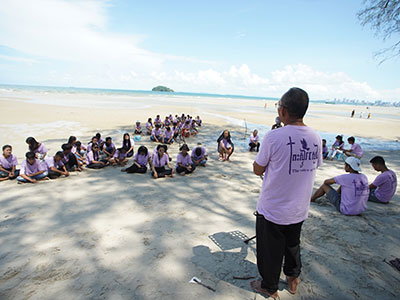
191, 147, 207, 161
323, 145, 328, 154
255, 125, 323, 225
20, 159, 45, 175
351, 143, 363, 158
62, 152, 71, 164
152, 153, 169, 168
104, 143, 116, 154
32, 143, 47, 154
113, 149, 127, 159
332, 141, 344, 149
164, 129, 173, 139
176, 153, 191, 167
0, 154, 18, 169
86, 151, 99, 165
134, 153, 150, 167
372, 170, 397, 203
249, 134, 259, 144
334, 173, 369, 215
152, 128, 161, 137
146, 122, 152, 130
43, 157, 64, 171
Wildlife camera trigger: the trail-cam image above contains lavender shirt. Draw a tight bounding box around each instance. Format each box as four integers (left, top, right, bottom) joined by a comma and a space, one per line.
104, 143, 116, 153
134, 153, 150, 167
152, 153, 169, 168
351, 143, 363, 158
372, 170, 397, 203
20, 159, 45, 176
33, 143, 47, 154
113, 150, 127, 159
323, 145, 328, 154
0, 154, 18, 169
176, 153, 191, 167
164, 129, 173, 139
249, 134, 259, 144
255, 125, 323, 225
43, 157, 64, 171
191, 147, 207, 161
146, 122, 152, 130
152, 128, 161, 137
334, 173, 369, 215
86, 151, 99, 165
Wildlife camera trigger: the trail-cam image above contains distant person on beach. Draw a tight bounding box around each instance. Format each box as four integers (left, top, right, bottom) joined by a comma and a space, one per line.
86, 144, 108, 169
217, 130, 234, 161
251, 87, 322, 298
327, 135, 344, 160
122, 145, 150, 174
17, 152, 48, 183
43, 151, 69, 179
146, 118, 153, 135
176, 144, 196, 175
134, 121, 143, 135
26, 137, 47, 160
368, 156, 397, 204
61, 143, 82, 171
271, 116, 282, 130
195, 116, 202, 126
0, 145, 19, 181
322, 139, 329, 159
122, 133, 134, 157
343, 136, 363, 159
191, 144, 208, 167
103, 137, 116, 159
162, 126, 174, 144
351, 109, 355, 118
311, 157, 369, 215
249, 129, 260, 152
150, 124, 162, 142
154, 115, 162, 126
151, 144, 174, 179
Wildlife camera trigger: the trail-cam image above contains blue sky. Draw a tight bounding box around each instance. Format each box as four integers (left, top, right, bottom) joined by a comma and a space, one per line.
0, 0, 399, 100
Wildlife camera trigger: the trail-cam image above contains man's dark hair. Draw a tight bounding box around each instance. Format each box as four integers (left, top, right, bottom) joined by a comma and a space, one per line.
2, 145, 12, 151
195, 147, 202, 156
280, 87, 309, 118
55, 151, 64, 158
348, 136, 355, 142
370, 156, 385, 165
25, 152, 35, 159
61, 143, 73, 151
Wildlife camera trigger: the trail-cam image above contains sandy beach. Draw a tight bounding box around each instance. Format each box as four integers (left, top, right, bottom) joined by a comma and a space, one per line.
0, 89, 399, 299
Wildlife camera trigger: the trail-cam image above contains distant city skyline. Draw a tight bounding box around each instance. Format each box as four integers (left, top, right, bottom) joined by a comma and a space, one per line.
0, 0, 399, 101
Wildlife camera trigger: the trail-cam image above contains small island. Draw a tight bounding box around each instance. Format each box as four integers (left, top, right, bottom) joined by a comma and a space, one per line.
152, 85, 174, 92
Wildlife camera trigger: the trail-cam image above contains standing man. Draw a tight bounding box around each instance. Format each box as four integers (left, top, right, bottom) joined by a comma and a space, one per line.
251, 88, 323, 298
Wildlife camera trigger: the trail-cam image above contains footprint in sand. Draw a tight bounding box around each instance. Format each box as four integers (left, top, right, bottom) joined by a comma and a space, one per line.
143, 237, 151, 246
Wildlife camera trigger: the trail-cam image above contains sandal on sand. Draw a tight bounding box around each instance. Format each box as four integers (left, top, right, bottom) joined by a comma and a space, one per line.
250, 280, 280, 299
287, 276, 300, 294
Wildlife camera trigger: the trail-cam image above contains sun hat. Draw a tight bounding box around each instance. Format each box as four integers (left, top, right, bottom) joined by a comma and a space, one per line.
345, 157, 361, 172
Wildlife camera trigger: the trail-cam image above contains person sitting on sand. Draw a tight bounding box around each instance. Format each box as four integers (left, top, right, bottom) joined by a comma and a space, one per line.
327, 135, 344, 160
110, 147, 128, 166
151, 144, 174, 179
122, 133, 135, 157
191, 144, 208, 167
17, 152, 48, 183
249, 129, 260, 152
86, 144, 108, 169
368, 156, 397, 204
95, 132, 105, 150
182, 120, 191, 138
0, 145, 19, 181
146, 118, 153, 135
87, 136, 98, 153
311, 157, 369, 215
322, 139, 329, 159
162, 126, 174, 144
122, 145, 150, 174
176, 144, 196, 175
217, 130, 234, 161
103, 137, 116, 159
154, 115, 162, 126
163, 116, 171, 127
26, 137, 47, 160
73, 141, 86, 165
342, 136, 363, 159
195, 115, 202, 127
43, 151, 69, 179
150, 124, 162, 142
134, 121, 143, 135
61, 143, 82, 171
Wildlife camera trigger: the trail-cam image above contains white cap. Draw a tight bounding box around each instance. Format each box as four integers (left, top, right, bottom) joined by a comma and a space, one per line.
345, 157, 361, 172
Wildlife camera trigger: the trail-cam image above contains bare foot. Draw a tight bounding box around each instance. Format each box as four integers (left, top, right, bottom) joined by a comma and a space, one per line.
250, 280, 279, 299
287, 276, 300, 294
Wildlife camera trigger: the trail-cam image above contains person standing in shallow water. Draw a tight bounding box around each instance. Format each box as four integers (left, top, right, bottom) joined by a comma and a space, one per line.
251, 87, 323, 298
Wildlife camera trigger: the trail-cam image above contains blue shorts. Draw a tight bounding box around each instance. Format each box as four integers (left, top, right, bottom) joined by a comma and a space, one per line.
327, 188, 341, 212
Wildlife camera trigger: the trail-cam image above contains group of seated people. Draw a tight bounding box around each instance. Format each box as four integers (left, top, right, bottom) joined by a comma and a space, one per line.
323, 135, 363, 160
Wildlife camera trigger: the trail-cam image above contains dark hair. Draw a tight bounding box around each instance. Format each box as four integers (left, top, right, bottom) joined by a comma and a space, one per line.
106, 137, 112, 142
166, 126, 171, 131
62, 143, 73, 151
348, 136, 355, 143
123, 133, 131, 149
96, 133, 101, 139
180, 144, 189, 151
118, 147, 127, 153
155, 124, 161, 129
157, 144, 167, 151
25, 152, 35, 159
148, 118, 152, 122
336, 135, 343, 142
138, 145, 148, 156
370, 156, 385, 165
195, 147, 202, 156
217, 130, 233, 145
76, 141, 82, 151
322, 139, 326, 143
2, 145, 12, 151
91, 136, 97, 143
68, 136, 76, 144
26, 137, 39, 151
280, 87, 309, 118
55, 151, 64, 158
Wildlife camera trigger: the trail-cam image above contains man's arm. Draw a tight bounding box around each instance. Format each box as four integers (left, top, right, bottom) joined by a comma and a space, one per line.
369, 183, 377, 189
253, 161, 266, 176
